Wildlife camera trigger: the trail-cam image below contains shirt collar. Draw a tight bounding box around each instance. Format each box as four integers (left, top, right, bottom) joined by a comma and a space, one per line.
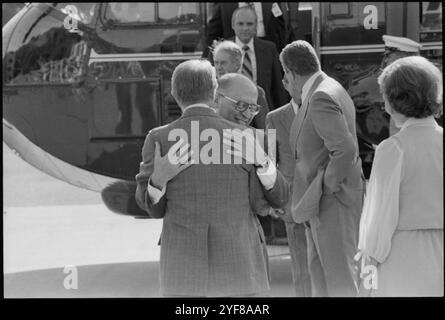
302, 70, 322, 103
290, 99, 300, 115
236, 36, 254, 52
183, 103, 215, 112
400, 116, 438, 131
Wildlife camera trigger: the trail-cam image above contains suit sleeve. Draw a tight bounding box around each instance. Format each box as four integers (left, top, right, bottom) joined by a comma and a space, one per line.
270, 44, 289, 109
262, 168, 290, 208
249, 169, 272, 216
309, 92, 358, 193
135, 131, 167, 218
258, 115, 289, 208
203, 3, 223, 59
265, 113, 279, 165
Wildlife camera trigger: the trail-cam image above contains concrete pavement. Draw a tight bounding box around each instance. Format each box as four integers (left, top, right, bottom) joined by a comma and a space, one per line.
3, 142, 294, 297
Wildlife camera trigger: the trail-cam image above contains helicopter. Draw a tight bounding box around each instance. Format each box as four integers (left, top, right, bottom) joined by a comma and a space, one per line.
3, 2, 442, 243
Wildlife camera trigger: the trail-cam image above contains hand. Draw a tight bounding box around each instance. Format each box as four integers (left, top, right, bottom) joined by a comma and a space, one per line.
355, 252, 378, 297
151, 140, 194, 189
357, 279, 372, 297
222, 129, 268, 167
268, 208, 284, 219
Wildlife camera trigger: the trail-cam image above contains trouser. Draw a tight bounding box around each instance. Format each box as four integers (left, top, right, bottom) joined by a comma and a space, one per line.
285, 221, 312, 297
304, 193, 362, 297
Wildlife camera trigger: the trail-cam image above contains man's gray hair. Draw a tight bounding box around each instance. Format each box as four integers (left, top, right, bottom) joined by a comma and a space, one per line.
213, 40, 243, 68
280, 40, 321, 76
171, 59, 217, 107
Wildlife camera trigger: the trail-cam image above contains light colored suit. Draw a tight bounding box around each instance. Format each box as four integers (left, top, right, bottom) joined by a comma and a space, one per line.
289, 72, 365, 297
266, 103, 312, 297
135, 106, 289, 296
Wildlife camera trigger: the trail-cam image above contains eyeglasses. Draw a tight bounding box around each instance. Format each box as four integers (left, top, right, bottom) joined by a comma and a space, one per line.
216, 92, 260, 115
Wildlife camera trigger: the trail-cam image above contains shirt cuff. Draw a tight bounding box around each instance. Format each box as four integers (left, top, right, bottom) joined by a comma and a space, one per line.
147, 178, 166, 204
256, 158, 277, 190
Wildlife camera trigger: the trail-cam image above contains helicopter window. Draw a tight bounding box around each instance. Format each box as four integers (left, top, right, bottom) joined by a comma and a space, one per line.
4, 5, 89, 86
420, 2, 442, 42
55, 3, 97, 24
106, 3, 155, 23
104, 2, 199, 25
328, 3, 352, 19
321, 2, 386, 46
158, 3, 199, 24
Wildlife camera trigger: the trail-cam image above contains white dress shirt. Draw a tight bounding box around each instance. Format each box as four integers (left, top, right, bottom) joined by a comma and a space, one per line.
236, 37, 257, 84
238, 2, 266, 37
290, 98, 299, 115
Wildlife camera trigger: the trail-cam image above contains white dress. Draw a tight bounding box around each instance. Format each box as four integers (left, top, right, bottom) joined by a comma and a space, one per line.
357, 116, 443, 297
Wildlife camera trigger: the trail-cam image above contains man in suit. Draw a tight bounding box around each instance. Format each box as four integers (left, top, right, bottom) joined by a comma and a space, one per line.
280, 41, 366, 297
265, 76, 311, 297
205, 2, 300, 54
207, 6, 288, 110
212, 40, 269, 129
135, 59, 289, 297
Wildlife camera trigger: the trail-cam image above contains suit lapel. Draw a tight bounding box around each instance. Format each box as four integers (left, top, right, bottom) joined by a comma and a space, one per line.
278, 103, 295, 137
289, 73, 326, 157
254, 38, 265, 86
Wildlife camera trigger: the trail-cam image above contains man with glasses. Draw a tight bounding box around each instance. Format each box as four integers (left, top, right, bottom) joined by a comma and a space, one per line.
215, 80, 260, 126
214, 72, 283, 284
212, 40, 269, 129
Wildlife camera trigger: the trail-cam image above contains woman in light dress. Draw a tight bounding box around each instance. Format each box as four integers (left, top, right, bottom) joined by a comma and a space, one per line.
356, 56, 443, 297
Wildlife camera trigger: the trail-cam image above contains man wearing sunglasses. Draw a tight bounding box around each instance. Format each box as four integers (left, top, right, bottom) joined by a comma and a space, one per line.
215, 88, 260, 126
212, 40, 269, 129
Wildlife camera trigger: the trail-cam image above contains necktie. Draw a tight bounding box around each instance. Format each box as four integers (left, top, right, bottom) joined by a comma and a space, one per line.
242, 46, 253, 80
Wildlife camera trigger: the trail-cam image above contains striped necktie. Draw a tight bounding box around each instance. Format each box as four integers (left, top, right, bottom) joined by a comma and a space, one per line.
242, 45, 253, 80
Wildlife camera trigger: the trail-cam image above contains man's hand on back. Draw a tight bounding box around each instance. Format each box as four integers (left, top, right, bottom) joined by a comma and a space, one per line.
150, 140, 194, 190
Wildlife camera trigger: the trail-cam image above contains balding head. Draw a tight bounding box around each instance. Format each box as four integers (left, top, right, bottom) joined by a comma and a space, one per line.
218, 73, 258, 104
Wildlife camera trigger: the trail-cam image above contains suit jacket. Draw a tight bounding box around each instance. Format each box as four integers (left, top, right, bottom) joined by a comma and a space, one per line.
135, 106, 289, 296
204, 2, 299, 55
251, 85, 269, 129
266, 102, 296, 223
289, 72, 365, 223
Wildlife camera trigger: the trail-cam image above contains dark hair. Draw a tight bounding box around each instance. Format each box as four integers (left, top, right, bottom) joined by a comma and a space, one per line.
378, 56, 443, 118
279, 40, 320, 76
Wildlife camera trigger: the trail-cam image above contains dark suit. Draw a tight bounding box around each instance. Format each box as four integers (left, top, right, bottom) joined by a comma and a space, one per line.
251, 37, 288, 109
289, 72, 365, 297
266, 102, 311, 297
135, 106, 289, 296
205, 2, 299, 54
251, 85, 269, 129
